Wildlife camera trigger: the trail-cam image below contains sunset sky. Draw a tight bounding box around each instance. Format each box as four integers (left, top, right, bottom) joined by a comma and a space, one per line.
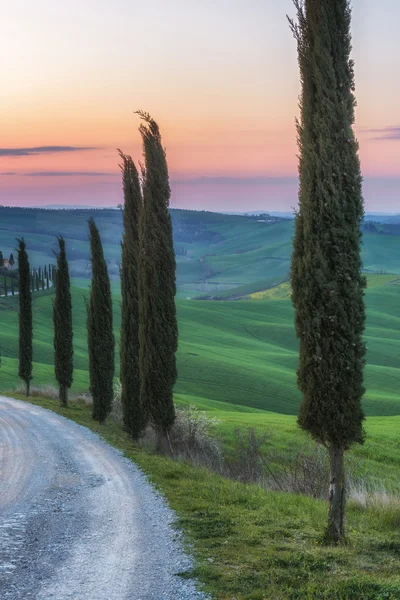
1, 0, 399, 212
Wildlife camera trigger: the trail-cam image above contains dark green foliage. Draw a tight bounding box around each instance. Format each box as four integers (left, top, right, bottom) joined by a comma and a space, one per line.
0, 251, 3, 267
53, 236, 73, 406
11, 278, 14, 296
137, 111, 178, 441
17, 239, 32, 396
289, 0, 366, 540
9, 253, 15, 269
3, 277, 7, 297
119, 150, 144, 438
87, 218, 115, 423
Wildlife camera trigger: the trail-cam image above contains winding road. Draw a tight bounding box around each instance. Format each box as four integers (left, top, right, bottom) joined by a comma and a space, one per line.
0, 396, 208, 600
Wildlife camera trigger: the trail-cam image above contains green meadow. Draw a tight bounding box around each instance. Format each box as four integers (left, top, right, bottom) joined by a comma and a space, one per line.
2, 208, 400, 598
1, 273, 400, 417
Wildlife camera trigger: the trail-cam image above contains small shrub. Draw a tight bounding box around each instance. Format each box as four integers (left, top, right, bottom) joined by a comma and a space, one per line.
348, 481, 400, 529
228, 427, 329, 498
14, 384, 59, 400
110, 380, 123, 423
169, 405, 222, 466
139, 405, 222, 468
13, 385, 93, 405
72, 392, 93, 406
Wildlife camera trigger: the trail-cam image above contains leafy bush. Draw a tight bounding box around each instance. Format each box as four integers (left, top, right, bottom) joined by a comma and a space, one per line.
110, 380, 123, 423
168, 405, 222, 467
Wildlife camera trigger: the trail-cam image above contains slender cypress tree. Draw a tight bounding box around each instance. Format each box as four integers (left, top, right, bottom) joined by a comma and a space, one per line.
4, 277, 7, 297
53, 236, 73, 406
11, 278, 14, 296
289, 0, 366, 542
136, 111, 178, 448
17, 239, 33, 396
87, 218, 115, 423
119, 150, 144, 438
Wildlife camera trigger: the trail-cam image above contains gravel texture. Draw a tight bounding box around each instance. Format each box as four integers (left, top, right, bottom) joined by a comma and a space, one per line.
0, 396, 209, 599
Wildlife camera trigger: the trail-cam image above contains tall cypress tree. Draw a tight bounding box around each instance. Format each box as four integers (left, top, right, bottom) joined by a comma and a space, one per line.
4, 277, 7, 297
17, 239, 33, 396
289, 0, 366, 542
119, 150, 144, 438
87, 218, 115, 423
53, 236, 73, 406
136, 111, 178, 448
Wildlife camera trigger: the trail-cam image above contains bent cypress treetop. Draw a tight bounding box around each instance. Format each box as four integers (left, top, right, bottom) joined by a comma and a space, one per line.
137, 111, 177, 440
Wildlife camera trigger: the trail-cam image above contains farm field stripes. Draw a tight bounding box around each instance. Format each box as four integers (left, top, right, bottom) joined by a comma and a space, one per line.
0, 274, 399, 417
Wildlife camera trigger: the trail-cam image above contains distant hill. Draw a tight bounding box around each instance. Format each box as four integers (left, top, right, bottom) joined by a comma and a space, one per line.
0, 206, 399, 298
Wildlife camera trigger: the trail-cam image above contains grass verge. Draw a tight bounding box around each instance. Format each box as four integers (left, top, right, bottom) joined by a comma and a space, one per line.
10, 394, 400, 600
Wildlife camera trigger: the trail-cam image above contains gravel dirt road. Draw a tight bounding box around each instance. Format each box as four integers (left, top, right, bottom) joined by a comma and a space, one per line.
0, 396, 208, 600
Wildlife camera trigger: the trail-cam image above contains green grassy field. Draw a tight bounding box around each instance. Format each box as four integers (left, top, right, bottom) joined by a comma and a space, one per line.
1, 273, 399, 420
2, 207, 400, 598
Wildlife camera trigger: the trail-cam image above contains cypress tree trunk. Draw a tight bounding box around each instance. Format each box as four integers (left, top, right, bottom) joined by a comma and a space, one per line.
60, 384, 68, 406
4, 277, 7, 297
53, 236, 73, 407
327, 445, 345, 542
17, 239, 33, 396
87, 218, 115, 423
289, 0, 366, 542
136, 111, 177, 449
119, 150, 144, 439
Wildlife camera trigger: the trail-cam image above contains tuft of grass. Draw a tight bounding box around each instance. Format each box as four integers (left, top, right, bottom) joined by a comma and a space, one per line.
10, 394, 400, 600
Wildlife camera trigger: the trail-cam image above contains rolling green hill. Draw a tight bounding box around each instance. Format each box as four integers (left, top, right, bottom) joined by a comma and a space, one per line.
2, 207, 400, 300
1, 274, 399, 418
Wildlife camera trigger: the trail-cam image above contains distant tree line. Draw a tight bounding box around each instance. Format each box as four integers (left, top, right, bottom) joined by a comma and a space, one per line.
0, 259, 55, 298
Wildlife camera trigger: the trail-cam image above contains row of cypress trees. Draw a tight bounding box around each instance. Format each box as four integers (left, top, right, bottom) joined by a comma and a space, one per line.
120, 112, 178, 447
17, 236, 72, 402
53, 225, 115, 421
15, 112, 177, 437
16, 230, 114, 425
